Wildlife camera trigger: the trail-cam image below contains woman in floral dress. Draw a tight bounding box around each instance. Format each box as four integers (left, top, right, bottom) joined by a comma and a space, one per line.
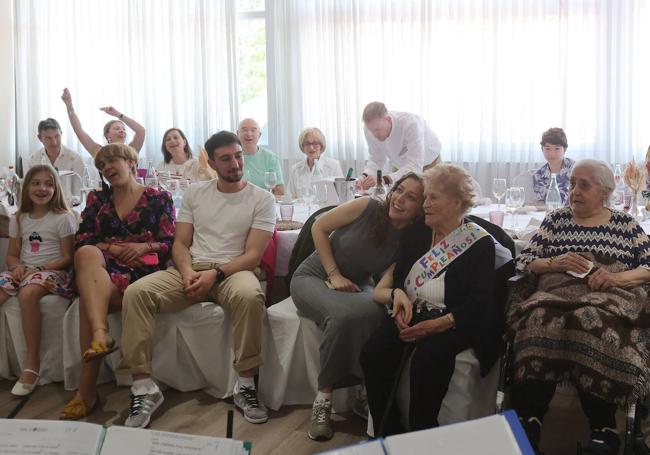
60, 143, 175, 420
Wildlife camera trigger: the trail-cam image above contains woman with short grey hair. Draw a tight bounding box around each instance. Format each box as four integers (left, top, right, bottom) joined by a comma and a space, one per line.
508, 158, 650, 454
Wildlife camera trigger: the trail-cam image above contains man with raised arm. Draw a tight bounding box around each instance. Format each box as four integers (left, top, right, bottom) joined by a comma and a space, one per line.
116, 131, 276, 428
358, 101, 442, 190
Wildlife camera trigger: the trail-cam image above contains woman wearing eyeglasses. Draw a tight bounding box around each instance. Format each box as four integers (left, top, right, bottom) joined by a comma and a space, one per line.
286, 127, 343, 199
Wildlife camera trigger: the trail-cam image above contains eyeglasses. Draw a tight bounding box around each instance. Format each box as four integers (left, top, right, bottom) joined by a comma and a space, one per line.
303, 141, 322, 148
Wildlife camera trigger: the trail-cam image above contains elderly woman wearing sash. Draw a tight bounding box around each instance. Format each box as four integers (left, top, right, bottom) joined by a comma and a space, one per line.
360, 164, 502, 435
290, 173, 425, 441
508, 159, 650, 455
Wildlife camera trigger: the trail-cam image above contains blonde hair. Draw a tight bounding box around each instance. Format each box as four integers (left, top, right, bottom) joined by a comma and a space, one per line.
298, 127, 327, 154
15, 164, 71, 236
423, 163, 476, 214
103, 120, 125, 143
95, 143, 139, 175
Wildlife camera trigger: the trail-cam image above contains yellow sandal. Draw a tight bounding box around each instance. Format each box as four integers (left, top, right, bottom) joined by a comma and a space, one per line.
59, 394, 100, 420
82, 338, 118, 363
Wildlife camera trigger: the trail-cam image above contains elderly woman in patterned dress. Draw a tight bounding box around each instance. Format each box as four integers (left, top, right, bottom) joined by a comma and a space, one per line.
508, 159, 650, 454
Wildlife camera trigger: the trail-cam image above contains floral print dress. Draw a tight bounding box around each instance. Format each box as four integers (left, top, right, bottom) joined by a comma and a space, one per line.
75, 187, 176, 293
532, 157, 575, 204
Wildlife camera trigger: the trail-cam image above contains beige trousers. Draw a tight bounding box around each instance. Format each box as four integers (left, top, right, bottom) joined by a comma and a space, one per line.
117, 264, 265, 376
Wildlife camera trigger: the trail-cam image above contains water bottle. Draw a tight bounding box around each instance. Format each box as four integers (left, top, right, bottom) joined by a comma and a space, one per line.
545, 173, 562, 211
611, 164, 625, 210
311, 158, 324, 182
369, 170, 388, 201
144, 160, 158, 188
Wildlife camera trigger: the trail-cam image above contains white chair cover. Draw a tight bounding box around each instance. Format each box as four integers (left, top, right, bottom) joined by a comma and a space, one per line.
62, 298, 124, 390
260, 297, 367, 412
396, 348, 500, 428
0, 295, 71, 385
62, 299, 240, 398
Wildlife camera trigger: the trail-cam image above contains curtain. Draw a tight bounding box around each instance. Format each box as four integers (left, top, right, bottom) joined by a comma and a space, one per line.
271, 0, 650, 190
11, 0, 650, 192
13, 0, 235, 166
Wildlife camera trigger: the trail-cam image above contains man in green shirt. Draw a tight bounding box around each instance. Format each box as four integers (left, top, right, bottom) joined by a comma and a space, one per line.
237, 118, 284, 195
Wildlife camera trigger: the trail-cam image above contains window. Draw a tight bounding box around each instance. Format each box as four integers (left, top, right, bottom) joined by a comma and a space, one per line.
236, 0, 268, 141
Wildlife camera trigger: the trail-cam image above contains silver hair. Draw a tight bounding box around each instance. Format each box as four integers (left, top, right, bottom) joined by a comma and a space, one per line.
571, 159, 616, 205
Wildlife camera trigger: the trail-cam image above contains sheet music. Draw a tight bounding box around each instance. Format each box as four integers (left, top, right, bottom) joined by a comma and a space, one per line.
384, 414, 522, 455
0, 419, 104, 455
317, 439, 385, 455
99, 426, 246, 455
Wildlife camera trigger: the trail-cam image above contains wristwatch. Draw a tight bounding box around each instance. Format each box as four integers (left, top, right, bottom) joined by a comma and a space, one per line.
212, 266, 226, 283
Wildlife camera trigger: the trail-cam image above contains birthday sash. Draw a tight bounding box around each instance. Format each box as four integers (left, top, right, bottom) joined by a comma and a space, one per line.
404, 222, 490, 300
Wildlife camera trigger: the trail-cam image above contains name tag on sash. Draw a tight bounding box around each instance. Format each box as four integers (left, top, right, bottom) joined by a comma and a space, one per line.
404, 223, 490, 300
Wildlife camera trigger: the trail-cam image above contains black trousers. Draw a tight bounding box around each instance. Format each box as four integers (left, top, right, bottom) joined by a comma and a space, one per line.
360, 315, 471, 436
512, 379, 617, 429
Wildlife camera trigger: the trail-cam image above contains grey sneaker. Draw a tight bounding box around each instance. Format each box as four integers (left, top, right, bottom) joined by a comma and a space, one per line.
233, 385, 268, 424
308, 399, 333, 441
124, 390, 164, 428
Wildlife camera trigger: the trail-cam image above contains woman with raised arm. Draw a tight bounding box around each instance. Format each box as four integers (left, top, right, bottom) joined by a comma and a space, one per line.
61, 88, 145, 158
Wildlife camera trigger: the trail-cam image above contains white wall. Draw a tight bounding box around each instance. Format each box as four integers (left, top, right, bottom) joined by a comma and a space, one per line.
0, 0, 15, 166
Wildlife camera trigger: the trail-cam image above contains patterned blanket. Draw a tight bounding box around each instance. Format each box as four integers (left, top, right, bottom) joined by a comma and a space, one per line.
507, 253, 650, 407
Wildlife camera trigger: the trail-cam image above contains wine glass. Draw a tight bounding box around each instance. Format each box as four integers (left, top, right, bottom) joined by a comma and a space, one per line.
313, 182, 328, 208
264, 171, 277, 193
505, 187, 525, 229
492, 178, 507, 210
301, 185, 315, 215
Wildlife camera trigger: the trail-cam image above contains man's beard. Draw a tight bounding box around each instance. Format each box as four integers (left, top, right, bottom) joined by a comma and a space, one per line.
218, 170, 243, 183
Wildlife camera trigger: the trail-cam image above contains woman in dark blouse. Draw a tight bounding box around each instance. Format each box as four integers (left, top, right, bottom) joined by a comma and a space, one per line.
60, 143, 175, 420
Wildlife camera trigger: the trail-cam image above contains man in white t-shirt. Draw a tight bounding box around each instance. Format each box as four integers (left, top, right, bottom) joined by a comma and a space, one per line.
357, 101, 442, 190
24, 118, 87, 196
117, 131, 276, 428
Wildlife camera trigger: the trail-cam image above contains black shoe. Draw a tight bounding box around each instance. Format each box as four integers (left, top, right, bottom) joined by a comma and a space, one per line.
582, 428, 621, 455
520, 416, 542, 453
634, 435, 650, 455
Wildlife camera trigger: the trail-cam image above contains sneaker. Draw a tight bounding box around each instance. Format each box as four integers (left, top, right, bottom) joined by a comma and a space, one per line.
233, 384, 268, 424
582, 428, 621, 455
124, 390, 165, 428
350, 386, 369, 420
308, 399, 333, 441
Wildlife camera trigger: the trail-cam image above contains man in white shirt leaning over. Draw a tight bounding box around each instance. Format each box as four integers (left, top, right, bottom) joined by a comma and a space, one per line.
357, 101, 442, 190
117, 130, 276, 429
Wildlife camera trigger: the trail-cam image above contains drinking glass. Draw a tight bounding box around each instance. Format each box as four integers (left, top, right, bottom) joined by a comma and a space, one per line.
313, 183, 328, 208
264, 172, 277, 193
492, 178, 507, 210
301, 185, 315, 215
505, 187, 525, 229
